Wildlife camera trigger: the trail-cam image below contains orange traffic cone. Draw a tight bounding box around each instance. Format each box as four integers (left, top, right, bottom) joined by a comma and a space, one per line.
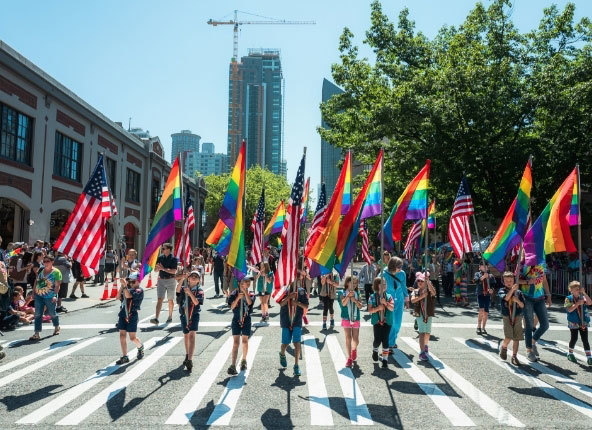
109, 278, 118, 298
205, 264, 210, 274
146, 274, 153, 289
100, 282, 109, 300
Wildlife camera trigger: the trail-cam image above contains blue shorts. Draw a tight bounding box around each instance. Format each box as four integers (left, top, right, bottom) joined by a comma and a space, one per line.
477, 295, 491, 312
281, 326, 302, 344
179, 313, 199, 334
231, 318, 251, 336
117, 313, 138, 333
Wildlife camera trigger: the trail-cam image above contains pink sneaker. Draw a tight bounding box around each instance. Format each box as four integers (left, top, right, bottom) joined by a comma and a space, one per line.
351, 349, 357, 361
345, 358, 353, 367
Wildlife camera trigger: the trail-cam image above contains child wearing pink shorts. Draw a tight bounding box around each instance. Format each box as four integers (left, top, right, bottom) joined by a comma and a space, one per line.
338, 276, 363, 367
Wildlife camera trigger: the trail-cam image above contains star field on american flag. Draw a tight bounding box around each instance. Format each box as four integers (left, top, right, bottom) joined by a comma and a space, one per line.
83, 161, 106, 200
255, 189, 265, 223
290, 157, 305, 207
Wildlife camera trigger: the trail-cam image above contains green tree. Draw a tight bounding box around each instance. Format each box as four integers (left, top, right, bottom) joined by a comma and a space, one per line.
202, 166, 294, 245
320, 0, 592, 239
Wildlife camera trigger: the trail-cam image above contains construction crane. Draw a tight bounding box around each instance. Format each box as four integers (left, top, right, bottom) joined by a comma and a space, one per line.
207, 10, 315, 62
208, 10, 315, 167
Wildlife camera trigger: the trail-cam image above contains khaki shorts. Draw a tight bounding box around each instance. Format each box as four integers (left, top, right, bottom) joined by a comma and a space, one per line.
503, 316, 524, 341
157, 277, 177, 300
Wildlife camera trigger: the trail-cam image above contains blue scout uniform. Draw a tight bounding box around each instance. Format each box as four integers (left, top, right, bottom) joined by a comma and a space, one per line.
117, 286, 144, 332
280, 286, 309, 344
228, 288, 256, 336
178, 285, 205, 334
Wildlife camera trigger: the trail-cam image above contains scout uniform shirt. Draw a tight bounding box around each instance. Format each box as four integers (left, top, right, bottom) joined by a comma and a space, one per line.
178, 285, 205, 323
370, 292, 394, 325
118, 286, 144, 320
337, 289, 361, 321
280, 287, 309, 328
228, 288, 256, 326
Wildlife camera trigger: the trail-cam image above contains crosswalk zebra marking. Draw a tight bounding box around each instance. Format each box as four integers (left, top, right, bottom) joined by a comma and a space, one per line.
0, 337, 102, 389
479, 338, 592, 402
0, 338, 79, 374
165, 336, 234, 425
537, 339, 587, 361
206, 336, 263, 426
554, 339, 588, 356
400, 337, 524, 427
56, 336, 182, 426
455, 338, 592, 419
302, 335, 334, 426
16, 337, 162, 425
391, 348, 475, 426
326, 335, 373, 425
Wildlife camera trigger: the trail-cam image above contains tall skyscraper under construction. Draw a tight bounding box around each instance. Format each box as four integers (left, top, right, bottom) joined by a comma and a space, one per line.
227, 49, 284, 176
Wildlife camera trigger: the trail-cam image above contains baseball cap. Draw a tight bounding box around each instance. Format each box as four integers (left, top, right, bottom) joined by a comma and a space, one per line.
127, 272, 140, 282
189, 270, 201, 277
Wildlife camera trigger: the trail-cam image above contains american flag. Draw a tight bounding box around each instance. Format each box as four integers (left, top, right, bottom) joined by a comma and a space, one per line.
448, 177, 474, 259
360, 219, 372, 265
249, 188, 265, 266
174, 193, 196, 267
54, 155, 112, 272
404, 220, 423, 260
273, 153, 306, 300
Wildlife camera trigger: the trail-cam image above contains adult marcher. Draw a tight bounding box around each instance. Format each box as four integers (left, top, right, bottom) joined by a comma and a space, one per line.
150, 243, 178, 325
428, 254, 441, 305
383, 257, 409, 351
359, 257, 378, 307
212, 252, 225, 298
29, 255, 61, 341
443, 252, 454, 297
176, 270, 205, 372
518, 264, 551, 362
8, 251, 30, 294
70, 260, 88, 298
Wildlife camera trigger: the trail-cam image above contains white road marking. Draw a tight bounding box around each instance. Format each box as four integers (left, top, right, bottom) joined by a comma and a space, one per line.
16, 337, 162, 424
555, 339, 588, 355
0, 338, 80, 374
165, 336, 233, 425
0, 337, 102, 388
391, 348, 475, 426
400, 337, 523, 427
480, 338, 592, 402
455, 338, 592, 419
326, 335, 373, 425
56, 336, 182, 425
206, 336, 262, 426
302, 335, 334, 426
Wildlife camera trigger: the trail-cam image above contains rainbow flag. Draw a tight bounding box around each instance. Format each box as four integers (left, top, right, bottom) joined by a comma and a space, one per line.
300, 177, 310, 225
334, 150, 383, 276
524, 167, 578, 266
306, 151, 351, 269
342, 151, 352, 214
7, 247, 22, 258
381, 160, 431, 251
222, 142, 247, 278
141, 157, 182, 277
427, 200, 436, 229
570, 176, 579, 225
483, 159, 532, 270
206, 219, 231, 254
264, 200, 286, 239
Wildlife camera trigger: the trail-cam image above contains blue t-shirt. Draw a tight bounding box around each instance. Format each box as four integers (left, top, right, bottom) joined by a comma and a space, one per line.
118, 287, 144, 318
565, 294, 590, 329
279, 287, 309, 328
498, 288, 524, 317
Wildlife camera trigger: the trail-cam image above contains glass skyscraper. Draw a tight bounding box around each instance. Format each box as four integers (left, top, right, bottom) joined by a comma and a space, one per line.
321, 78, 344, 201
227, 49, 284, 176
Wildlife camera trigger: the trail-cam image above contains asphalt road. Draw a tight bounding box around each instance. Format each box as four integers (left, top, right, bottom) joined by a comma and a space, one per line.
0, 269, 591, 429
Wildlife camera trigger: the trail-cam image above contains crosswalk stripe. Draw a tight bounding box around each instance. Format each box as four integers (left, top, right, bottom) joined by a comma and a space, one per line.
165, 336, 234, 425
0, 337, 102, 389
479, 338, 592, 402
206, 336, 263, 426
16, 337, 162, 425
391, 348, 475, 426
302, 335, 334, 426
56, 336, 182, 426
455, 338, 592, 419
538, 339, 587, 362
325, 335, 373, 425
400, 337, 524, 427
0, 338, 79, 374
555, 339, 588, 355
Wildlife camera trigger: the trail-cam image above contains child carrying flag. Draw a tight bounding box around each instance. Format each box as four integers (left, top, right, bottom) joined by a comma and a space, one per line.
320, 272, 339, 330
498, 272, 524, 366
564, 281, 592, 365
227, 275, 256, 375
338, 276, 363, 367
368, 277, 394, 368
255, 262, 273, 322
176, 270, 205, 372
410, 272, 436, 361
116, 272, 144, 365
278, 280, 309, 376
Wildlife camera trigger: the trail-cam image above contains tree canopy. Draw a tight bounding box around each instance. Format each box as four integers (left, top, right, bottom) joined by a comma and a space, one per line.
202, 166, 297, 245
320, 0, 592, 240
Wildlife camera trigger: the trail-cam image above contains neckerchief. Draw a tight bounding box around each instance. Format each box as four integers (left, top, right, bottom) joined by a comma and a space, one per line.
124, 295, 132, 323
508, 293, 516, 326
420, 288, 428, 323
289, 285, 297, 329
482, 272, 489, 296
239, 292, 245, 327
348, 290, 357, 323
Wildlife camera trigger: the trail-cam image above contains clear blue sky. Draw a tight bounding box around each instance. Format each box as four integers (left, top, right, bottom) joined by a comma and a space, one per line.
2, 1, 590, 193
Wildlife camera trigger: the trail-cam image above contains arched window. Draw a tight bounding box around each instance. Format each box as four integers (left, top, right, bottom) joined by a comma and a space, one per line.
50, 209, 71, 243
123, 223, 137, 252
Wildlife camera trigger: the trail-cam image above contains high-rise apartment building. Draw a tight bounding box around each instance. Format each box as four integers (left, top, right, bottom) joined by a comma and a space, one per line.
171, 130, 200, 163
321, 78, 345, 200
227, 49, 284, 176
201, 142, 215, 154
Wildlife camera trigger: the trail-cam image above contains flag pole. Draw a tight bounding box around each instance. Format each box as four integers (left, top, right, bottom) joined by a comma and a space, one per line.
423, 172, 429, 321
577, 164, 583, 293
380, 145, 384, 274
